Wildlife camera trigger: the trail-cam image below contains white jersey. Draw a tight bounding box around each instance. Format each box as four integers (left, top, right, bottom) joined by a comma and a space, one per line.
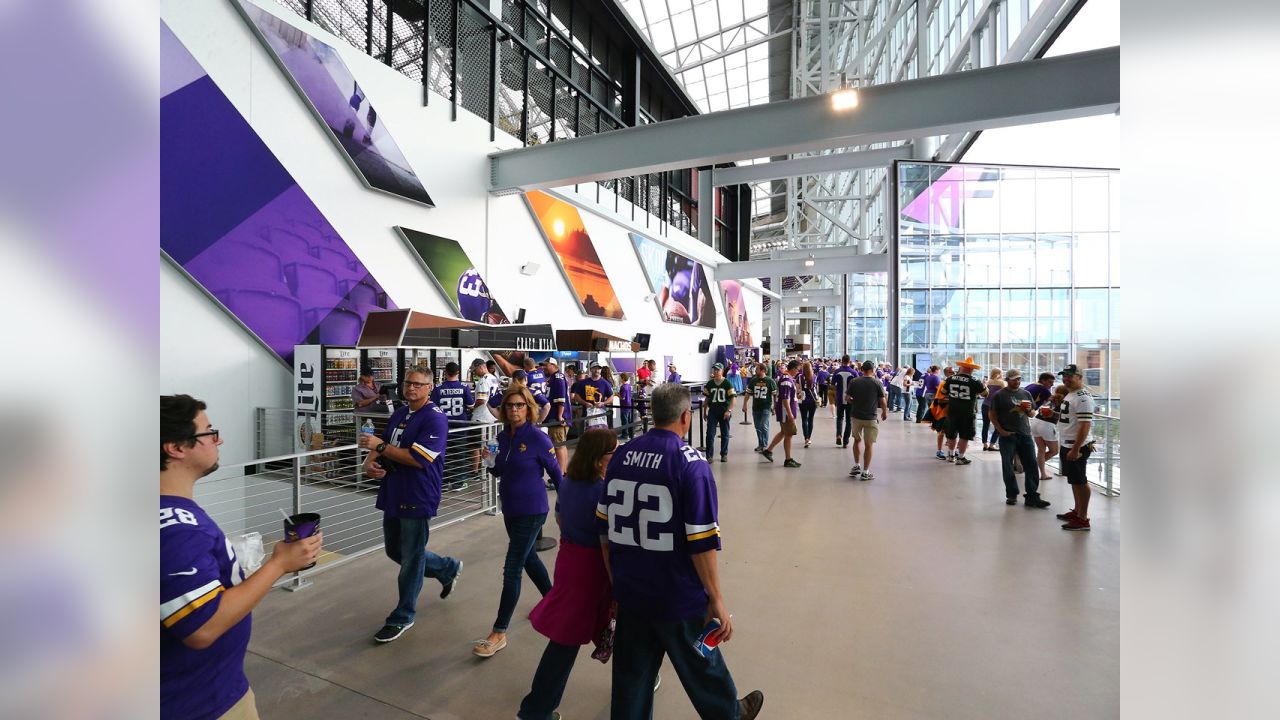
472, 374, 500, 422
1057, 388, 1095, 447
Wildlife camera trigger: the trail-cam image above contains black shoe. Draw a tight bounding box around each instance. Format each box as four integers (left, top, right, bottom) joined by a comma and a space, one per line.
1024, 498, 1051, 509
761, 450, 774, 462
373, 623, 413, 643
1006, 497, 1017, 505
783, 458, 801, 468
738, 690, 765, 720
721, 455, 728, 463
440, 560, 463, 598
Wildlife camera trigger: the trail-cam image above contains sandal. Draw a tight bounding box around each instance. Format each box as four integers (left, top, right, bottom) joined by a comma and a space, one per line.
472, 635, 508, 658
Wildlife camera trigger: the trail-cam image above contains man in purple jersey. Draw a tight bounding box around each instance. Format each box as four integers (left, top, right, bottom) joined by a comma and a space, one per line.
918, 365, 942, 424
762, 359, 802, 467
360, 367, 464, 643
430, 362, 474, 421
667, 362, 682, 384
597, 383, 764, 720
545, 358, 571, 469
832, 356, 858, 446
161, 395, 321, 720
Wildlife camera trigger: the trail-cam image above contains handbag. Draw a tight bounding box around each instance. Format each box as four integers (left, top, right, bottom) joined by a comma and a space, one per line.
591, 616, 616, 663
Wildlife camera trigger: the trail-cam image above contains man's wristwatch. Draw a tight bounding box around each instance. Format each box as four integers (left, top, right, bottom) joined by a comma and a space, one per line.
375, 442, 387, 454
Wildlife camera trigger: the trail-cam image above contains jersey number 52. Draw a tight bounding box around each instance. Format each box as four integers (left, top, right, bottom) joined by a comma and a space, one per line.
605, 479, 674, 551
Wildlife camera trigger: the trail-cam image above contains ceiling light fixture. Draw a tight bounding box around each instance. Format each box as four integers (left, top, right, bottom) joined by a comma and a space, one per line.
831, 88, 860, 111
803, 254, 815, 267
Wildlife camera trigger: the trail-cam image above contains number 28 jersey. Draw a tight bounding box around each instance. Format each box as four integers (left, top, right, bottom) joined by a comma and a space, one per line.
596, 429, 721, 621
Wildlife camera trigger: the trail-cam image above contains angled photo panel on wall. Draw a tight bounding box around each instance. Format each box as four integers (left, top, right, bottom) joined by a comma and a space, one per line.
718, 280, 755, 347
234, 0, 435, 206
395, 227, 511, 325
523, 191, 625, 320
161, 21, 396, 366
629, 232, 717, 328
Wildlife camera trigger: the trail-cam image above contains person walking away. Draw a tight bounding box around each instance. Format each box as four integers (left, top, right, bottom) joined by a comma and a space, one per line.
746, 364, 777, 452
1055, 365, 1097, 531
618, 373, 635, 440
797, 361, 818, 448
942, 358, 987, 465
816, 363, 830, 411
702, 363, 737, 463
846, 361, 888, 481
763, 360, 802, 467
475, 385, 564, 657
431, 362, 475, 491
831, 356, 858, 447
597, 384, 764, 720
989, 370, 1049, 508
360, 368, 463, 643
517, 429, 618, 720
162, 395, 322, 720
980, 368, 1006, 451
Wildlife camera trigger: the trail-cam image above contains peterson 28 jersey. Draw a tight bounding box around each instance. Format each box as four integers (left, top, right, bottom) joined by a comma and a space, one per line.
597, 429, 721, 621
161, 496, 250, 720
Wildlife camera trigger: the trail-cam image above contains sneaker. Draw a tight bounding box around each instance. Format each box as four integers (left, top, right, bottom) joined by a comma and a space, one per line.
803, 440, 811, 448
738, 690, 765, 720
783, 458, 802, 468
1006, 497, 1017, 506
373, 623, 414, 643
1024, 498, 1051, 509
753, 446, 763, 453
955, 456, 972, 465
946, 453, 956, 463
472, 635, 508, 657
1061, 518, 1091, 531
1056, 509, 1079, 521
848, 464, 862, 477
935, 451, 947, 460
721, 455, 728, 463
441, 560, 463, 599
860, 471, 874, 482
836, 441, 845, 448
761, 450, 774, 462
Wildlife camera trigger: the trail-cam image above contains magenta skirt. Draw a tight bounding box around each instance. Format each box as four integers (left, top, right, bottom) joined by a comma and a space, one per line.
529, 539, 613, 646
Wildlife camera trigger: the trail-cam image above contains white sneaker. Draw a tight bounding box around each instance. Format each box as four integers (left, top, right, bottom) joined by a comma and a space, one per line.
848, 464, 862, 477
860, 471, 875, 482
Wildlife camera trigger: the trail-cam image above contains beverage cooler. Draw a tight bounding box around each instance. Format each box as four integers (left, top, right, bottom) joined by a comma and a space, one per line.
363, 347, 397, 388
293, 344, 359, 450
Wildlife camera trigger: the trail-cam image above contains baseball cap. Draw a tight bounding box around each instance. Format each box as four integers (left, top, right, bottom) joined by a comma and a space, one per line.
590, 363, 603, 369
1005, 369, 1022, 380
1057, 364, 1082, 377
545, 357, 558, 367
668, 362, 676, 368
712, 362, 724, 370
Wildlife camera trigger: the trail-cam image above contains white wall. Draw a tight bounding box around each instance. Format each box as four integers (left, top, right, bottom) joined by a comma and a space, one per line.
160, 0, 763, 458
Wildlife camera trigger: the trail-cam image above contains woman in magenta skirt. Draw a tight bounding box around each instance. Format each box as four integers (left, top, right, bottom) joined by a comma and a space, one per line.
517, 428, 618, 720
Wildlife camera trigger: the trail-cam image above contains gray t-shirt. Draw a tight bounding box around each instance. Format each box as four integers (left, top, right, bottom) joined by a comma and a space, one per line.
992, 387, 1033, 436
848, 376, 885, 421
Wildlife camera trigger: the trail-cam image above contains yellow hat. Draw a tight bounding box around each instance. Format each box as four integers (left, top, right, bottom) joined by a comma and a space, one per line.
955, 356, 982, 370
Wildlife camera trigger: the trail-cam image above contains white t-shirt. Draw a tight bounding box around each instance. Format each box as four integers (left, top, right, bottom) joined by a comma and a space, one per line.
1057, 388, 1095, 447
472, 374, 500, 422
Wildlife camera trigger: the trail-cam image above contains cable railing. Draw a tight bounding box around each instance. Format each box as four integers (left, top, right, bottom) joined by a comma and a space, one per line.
1045, 411, 1120, 497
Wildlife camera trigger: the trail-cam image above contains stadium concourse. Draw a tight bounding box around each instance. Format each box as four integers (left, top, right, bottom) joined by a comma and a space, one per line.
243, 412, 1118, 720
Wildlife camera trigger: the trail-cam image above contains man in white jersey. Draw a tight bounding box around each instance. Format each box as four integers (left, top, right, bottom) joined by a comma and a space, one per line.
1054, 365, 1096, 531
471, 358, 501, 472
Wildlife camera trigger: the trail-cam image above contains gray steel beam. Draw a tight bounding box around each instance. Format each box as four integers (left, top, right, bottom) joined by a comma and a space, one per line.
715, 253, 889, 280
711, 145, 913, 186
489, 47, 1120, 193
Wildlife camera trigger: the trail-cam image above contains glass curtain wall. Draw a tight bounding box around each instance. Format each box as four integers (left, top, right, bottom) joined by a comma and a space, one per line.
894, 161, 1119, 414
846, 273, 888, 362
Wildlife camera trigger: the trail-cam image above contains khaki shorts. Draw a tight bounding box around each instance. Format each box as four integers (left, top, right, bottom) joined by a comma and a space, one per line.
780, 418, 798, 436
218, 689, 259, 720
548, 425, 568, 444
851, 418, 879, 443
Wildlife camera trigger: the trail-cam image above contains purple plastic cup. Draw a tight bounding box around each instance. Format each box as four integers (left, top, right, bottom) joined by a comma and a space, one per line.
283, 512, 321, 570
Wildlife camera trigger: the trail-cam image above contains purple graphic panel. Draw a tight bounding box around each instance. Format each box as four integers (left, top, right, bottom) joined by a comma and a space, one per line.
235, 0, 433, 206
161, 22, 395, 365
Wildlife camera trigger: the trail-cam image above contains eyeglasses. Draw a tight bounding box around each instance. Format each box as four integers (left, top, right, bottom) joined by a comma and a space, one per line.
403, 380, 430, 389
191, 429, 220, 443
504, 402, 528, 410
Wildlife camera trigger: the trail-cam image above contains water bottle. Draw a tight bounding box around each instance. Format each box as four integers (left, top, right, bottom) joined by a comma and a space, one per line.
361, 418, 375, 437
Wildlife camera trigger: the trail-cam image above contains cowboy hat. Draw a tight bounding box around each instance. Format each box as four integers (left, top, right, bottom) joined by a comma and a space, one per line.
955, 356, 982, 370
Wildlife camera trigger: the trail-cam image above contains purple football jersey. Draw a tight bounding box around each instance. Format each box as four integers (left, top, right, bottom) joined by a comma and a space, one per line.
430, 379, 473, 420
457, 268, 492, 322
597, 429, 721, 621
547, 372, 569, 424
775, 376, 798, 420
161, 496, 251, 720
377, 403, 449, 518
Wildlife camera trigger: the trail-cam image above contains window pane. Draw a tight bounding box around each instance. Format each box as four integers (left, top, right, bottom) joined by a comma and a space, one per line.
1073, 233, 1109, 287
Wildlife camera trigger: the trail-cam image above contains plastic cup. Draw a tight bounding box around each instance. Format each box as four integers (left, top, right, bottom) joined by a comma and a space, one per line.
283, 512, 322, 570
1020, 400, 1032, 413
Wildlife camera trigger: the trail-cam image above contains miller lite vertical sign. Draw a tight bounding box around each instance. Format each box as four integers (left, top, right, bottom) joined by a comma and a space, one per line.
293, 344, 322, 453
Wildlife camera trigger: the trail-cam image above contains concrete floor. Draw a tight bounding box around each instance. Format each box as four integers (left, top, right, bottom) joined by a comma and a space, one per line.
246, 411, 1119, 719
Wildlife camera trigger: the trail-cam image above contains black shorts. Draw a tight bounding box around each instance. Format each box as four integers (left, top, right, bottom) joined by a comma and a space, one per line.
944, 411, 976, 441
1059, 443, 1094, 485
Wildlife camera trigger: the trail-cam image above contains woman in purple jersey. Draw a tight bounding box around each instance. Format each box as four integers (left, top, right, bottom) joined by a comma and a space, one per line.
517, 429, 618, 720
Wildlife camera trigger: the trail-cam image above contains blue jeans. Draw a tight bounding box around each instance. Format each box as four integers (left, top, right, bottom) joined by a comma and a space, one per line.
915, 394, 929, 422
705, 408, 730, 457
835, 404, 853, 444
494, 513, 552, 633
799, 403, 816, 440
621, 408, 635, 440
887, 385, 901, 411
902, 393, 916, 420
518, 640, 580, 720
611, 604, 741, 720
382, 516, 461, 626
999, 432, 1042, 501
751, 405, 771, 449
